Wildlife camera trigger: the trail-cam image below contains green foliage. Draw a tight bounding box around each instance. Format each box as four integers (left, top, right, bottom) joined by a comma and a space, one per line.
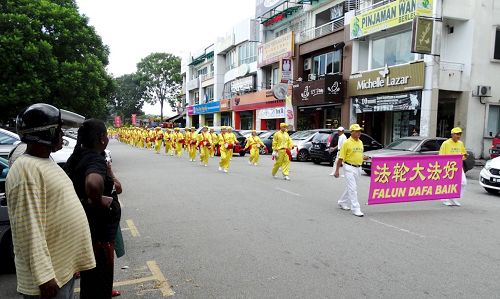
109, 73, 145, 120
0, 0, 113, 122
136, 53, 182, 121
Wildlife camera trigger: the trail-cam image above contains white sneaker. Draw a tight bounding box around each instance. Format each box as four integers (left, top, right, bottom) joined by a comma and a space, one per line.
248, 161, 252, 165
352, 210, 364, 217
218, 167, 223, 172
284, 176, 290, 181
204, 164, 208, 167
329, 172, 335, 176
254, 163, 258, 166
338, 204, 350, 211
450, 199, 461, 206
223, 169, 228, 173
273, 175, 278, 179
442, 200, 453, 206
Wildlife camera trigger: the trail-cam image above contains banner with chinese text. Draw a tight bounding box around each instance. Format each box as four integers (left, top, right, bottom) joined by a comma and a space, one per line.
368, 155, 463, 205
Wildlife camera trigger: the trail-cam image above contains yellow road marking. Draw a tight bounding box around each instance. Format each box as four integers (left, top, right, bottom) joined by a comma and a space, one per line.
148, 260, 175, 297
126, 219, 140, 237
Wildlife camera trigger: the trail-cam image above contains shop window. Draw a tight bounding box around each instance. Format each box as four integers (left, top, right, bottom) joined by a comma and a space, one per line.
271, 68, 279, 86
311, 50, 342, 78
372, 31, 414, 69
494, 27, 500, 60
226, 49, 237, 70
238, 42, 257, 65
193, 91, 199, 105
487, 105, 500, 137
197, 67, 207, 77
203, 86, 214, 103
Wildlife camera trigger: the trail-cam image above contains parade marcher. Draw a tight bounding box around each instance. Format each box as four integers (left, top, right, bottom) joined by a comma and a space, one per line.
226, 127, 238, 160
329, 126, 347, 176
154, 127, 164, 154
334, 124, 368, 217
187, 126, 198, 162
209, 127, 218, 158
245, 130, 265, 166
65, 119, 122, 299
439, 127, 467, 206
6, 103, 95, 298
218, 126, 235, 173
183, 127, 190, 153
271, 123, 294, 180
148, 127, 155, 150
164, 128, 174, 156
174, 127, 184, 157
197, 125, 212, 167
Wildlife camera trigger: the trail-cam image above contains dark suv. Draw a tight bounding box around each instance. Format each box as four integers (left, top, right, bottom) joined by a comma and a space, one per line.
309, 130, 383, 165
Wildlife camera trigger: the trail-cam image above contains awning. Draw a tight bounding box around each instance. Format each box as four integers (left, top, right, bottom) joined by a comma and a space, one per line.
165, 111, 186, 122
257, 0, 303, 25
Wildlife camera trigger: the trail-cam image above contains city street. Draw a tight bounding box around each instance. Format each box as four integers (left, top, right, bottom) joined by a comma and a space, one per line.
1, 139, 500, 298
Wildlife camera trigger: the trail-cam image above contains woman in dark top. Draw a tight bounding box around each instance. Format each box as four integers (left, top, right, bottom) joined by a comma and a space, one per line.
65, 119, 121, 299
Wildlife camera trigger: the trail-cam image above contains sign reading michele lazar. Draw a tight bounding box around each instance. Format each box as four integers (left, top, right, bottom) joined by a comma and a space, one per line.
350, 0, 433, 39
348, 61, 425, 96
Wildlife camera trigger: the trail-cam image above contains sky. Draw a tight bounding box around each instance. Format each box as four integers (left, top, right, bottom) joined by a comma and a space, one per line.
76, 0, 256, 116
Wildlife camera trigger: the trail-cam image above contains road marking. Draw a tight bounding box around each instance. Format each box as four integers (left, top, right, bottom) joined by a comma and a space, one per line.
74, 260, 174, 297
276, 187, 301, 197
126, 219, 140, 237
370, 218, 426, 238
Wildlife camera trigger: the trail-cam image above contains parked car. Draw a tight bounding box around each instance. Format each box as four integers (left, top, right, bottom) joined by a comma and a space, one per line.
490, 131, 500, 159
362, 136, 475, 175
289, 130, 320, 162
239, 130, 268, 138
310, 130, 383, 165
0, 128, 20, 160
0, 157, 14, 272
260, 130, 297, 155
195, 127, 247, 156
479, 156, 500, 194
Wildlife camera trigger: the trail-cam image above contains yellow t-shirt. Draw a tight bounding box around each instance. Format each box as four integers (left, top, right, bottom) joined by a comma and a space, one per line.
439, 138, 467, 160
339, 137, 364, 166
6, 155, 95, 295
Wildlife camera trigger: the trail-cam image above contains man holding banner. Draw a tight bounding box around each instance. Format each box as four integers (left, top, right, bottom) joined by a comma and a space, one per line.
439, 127, 468, 207
334, 124, 368, 217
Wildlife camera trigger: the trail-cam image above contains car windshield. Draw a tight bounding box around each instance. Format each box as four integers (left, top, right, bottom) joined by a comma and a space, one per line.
260, 131, 274, 139
290, 131, 315, 140
312, 133, 330, 143
386, 139, 420, 151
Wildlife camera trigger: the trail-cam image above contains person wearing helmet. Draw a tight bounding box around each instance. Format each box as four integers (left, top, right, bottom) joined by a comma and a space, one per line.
154, 127, 163, 154
6, 103, 95, 298
272, 123, 294, 180
197, 126, 212, 167
245, 130, 265, 166
334, 124, 368, 217
439, 127, 468, 207
329, 126, 347, 176
209, 127, 218, 158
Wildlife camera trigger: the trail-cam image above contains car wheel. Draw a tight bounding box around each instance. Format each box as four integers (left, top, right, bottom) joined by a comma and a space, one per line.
297, 150, 309, 162
239, 151, 245, 157
485, 188, 499, 194
364, 170, 371, 176
0, 231, 15, 273
312, 158, 320, 164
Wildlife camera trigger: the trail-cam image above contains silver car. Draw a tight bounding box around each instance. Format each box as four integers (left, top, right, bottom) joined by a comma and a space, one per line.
0, 128, 20, 160
290, 130, 321, 162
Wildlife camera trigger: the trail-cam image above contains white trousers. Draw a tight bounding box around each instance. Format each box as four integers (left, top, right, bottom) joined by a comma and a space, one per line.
338, 164, 361, 212
442, 169, 467, 201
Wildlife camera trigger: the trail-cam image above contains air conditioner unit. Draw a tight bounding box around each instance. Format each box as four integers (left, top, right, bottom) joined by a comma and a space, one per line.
304, 58, 312, 71
308, 73, 317, 81
477, 85, 492, 97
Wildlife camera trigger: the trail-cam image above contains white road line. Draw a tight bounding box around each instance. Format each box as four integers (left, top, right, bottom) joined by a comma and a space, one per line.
275, 187, 301, 197
370, 218, 426, 238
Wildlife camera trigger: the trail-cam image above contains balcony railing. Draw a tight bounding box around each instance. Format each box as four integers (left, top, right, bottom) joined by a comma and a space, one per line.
200, 72, 214, 82
298, 18, 344, 44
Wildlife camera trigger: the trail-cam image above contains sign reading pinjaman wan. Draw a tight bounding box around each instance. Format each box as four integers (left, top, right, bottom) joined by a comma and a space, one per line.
350, 0, 433, 39
368, 155, 463, 205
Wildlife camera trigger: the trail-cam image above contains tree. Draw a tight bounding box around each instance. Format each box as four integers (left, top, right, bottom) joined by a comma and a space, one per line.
136, 53, 181, 121
109, 73, 145, 121
0, 0, 113, 121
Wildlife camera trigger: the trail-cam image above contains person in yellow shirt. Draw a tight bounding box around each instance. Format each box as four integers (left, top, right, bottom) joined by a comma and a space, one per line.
245, 130, 265, 166
439, 127, 468, 206
164, 128, 174, 156
186, 127, 198, 162
197, 126, 212, 167
226, 127, 238, 160
209, 128, 218, 158
174, 127, 184, 157
272, 123, 294, 180
154, 127, 163, 154
148, 128, 155, 150
334, 124, 368, 217
183, 126, 190, 153
218, 126, 235, 173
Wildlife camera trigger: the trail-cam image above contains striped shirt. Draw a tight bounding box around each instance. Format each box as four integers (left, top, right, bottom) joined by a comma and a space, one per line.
6, 154, 95, 295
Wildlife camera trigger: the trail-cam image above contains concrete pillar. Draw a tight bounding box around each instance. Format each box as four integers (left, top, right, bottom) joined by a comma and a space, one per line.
213, 112, 221, 127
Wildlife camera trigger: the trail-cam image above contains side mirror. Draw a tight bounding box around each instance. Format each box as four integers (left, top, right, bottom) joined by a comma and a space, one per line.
1, 168, 7, 178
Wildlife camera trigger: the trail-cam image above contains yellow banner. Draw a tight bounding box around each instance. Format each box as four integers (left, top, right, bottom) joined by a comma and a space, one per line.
350, 0, 433, 39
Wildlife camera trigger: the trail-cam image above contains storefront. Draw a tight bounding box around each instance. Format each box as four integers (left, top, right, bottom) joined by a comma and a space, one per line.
348, 61, 425, 145
188, 101, 220, 128
220, 99, 232, 127
231, 90, 286, 130
256, 106, 286, 130
292, 74, 344, 130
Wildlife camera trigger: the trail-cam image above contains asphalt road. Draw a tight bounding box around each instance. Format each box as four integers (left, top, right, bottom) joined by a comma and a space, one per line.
1, 139, 500, 298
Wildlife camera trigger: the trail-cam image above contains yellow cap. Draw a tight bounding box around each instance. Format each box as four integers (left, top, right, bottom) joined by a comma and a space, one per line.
349, 124, 363, 131
155, 127, 161, 130
280, 122, 288, 128
174, 127, 180, 131
202, 125, 208, 129
191, 126, 196, 130
451, 127, 462, 134
221, 126, 227, 130
252, 130, 257, 133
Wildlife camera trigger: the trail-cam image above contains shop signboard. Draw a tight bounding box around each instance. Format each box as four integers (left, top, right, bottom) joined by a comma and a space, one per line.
258, 32, 294, 67
187, 106, 194, 116
231, 90, 286, 112
220, 99, 231, 112
348, 61, 424, 96
192, 101, 221, 115
411, 17, 434, 54
255, 0, 287, 18
352, 91, 421, 113
256, 107, 286, 119
368, 155, 462, 205
281, 58, 292, 83
231, 76, 254, 93
350, 0, 434, 39
292, 74, 343, 105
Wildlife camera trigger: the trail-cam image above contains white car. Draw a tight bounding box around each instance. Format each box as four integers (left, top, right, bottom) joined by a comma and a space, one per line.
0, 128, 20, 159
51, 136, 112, 167
479, 157, 500, 194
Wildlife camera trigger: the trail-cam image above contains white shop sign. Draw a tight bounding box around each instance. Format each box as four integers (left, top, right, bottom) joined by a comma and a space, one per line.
257, 107, 285, 119
231, 76, 254, 93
